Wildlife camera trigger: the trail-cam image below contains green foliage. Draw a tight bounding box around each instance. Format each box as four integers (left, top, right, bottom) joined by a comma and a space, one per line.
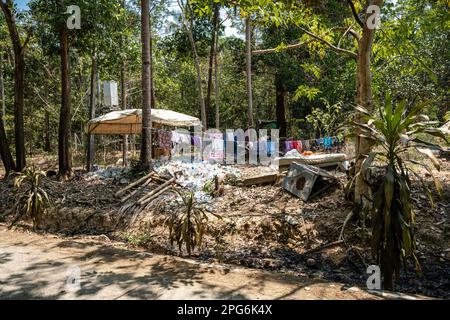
202, 178, 215, 194
373, 0, 449, 120
301, 63, 321, 79
444, 111, 450, 122
352, 95, 447, 289
11, 166, 50, 230
306, 99, 343, 136
293, 85, 321, 102
167, 190, 221, 255
124, 232, 152, 247
0, 0, 446, 189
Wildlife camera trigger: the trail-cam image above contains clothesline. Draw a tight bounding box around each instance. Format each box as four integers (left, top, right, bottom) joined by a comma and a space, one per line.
284, 136, 344, 153
155, 130, 344, 154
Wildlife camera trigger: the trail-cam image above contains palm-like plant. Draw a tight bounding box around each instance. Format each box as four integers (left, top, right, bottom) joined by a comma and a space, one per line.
167, 190, 222, 255
11, 166, 50, 230
352, 95, 448, 290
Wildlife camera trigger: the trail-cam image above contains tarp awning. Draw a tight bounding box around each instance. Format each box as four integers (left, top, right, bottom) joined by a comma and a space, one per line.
88, 109, 202, 135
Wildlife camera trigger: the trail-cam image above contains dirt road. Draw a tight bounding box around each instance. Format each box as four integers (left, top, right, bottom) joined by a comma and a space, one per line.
0, 225, 420, 300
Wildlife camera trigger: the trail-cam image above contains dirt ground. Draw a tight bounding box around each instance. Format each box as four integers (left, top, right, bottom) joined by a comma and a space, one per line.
0, 157, 449, 299
0, 224, 395, 300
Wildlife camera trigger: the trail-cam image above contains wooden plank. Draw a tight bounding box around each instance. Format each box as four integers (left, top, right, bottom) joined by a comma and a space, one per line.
240, 173, 279, 186
279, 159, 341, 172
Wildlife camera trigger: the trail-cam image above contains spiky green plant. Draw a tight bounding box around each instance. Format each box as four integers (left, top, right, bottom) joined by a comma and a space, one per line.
444, 111, 450, 122
167, 190, 221, 255
352, 95, 447, 290
11, 166, 50, 230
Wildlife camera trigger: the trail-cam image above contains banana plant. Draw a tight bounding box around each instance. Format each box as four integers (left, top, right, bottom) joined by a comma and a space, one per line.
351, 95, 448, 290
11, 166, 50, 230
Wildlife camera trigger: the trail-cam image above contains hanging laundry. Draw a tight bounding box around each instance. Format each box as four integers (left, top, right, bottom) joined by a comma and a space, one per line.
180, 133, 191, 145
259, 136, 268, 156
285, 141, 294, 152
208, 133, 224, 161
292, 140, 303, 153
171, 131, 180, 144
304, 140, 310, 151
158, 130, 172, 149
225, 132, 235, 143
267, 142, 275, 156
192, 135, 202, 148
324, 137, 333, 149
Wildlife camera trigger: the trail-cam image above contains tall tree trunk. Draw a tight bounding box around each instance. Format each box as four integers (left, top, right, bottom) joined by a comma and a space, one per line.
0, 1, 28, 171
354, 1, 383, 208
97, 69, 101, 109
214, 50, 220, 129
0, 53, 5, 129
275, 74, 287, 139
120, 65, 128, 167
191, 37, 207, 129
140, 0, 152, 170
246, 17, 254, 129
149, 15, 156, 109
205, 4, 219, 128
0, 51, 14, 173
44, 110, 51, 152
120, 0, 129, 168
87, 56, 97, 172
14, 51, 25, 170
0, 111, 15, 173
58, 16, 72, 178
178, 0, 207, 129
41, 65, 51, 153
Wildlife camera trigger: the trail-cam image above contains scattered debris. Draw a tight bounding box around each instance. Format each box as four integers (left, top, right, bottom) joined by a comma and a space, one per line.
285, 149, 303, 158
277, 153, 348, 171
85, 166, 131, 181
440, 148, 450, 160
153, 161, 242, 203
307, 258, 316, 267
0, 157, 448, 299
115, 173, 153, 198
239, 173, 280, 186
283, 163, 339, 201
154, 161, 240, 191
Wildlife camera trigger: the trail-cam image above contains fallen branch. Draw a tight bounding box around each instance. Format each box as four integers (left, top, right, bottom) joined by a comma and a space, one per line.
303, 240, 345, 255
151, 175, 169, 184
137, 177, 175, 205
114, 172, 153, 198
140, 185, 173, 206
120, 178, 153, 203
339, 210, 354, 241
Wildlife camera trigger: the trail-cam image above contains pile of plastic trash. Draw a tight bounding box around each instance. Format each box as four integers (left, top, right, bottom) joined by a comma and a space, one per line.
84, 166, 131, 182
84, 161, 245, 204
154, 161, 241, 203
284, 149, 303, 158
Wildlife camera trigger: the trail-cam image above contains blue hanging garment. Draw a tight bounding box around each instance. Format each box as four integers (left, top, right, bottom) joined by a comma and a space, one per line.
323, 137, 332, 149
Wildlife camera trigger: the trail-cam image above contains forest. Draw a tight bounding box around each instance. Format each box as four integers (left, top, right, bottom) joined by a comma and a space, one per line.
0, 0, 449, 300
